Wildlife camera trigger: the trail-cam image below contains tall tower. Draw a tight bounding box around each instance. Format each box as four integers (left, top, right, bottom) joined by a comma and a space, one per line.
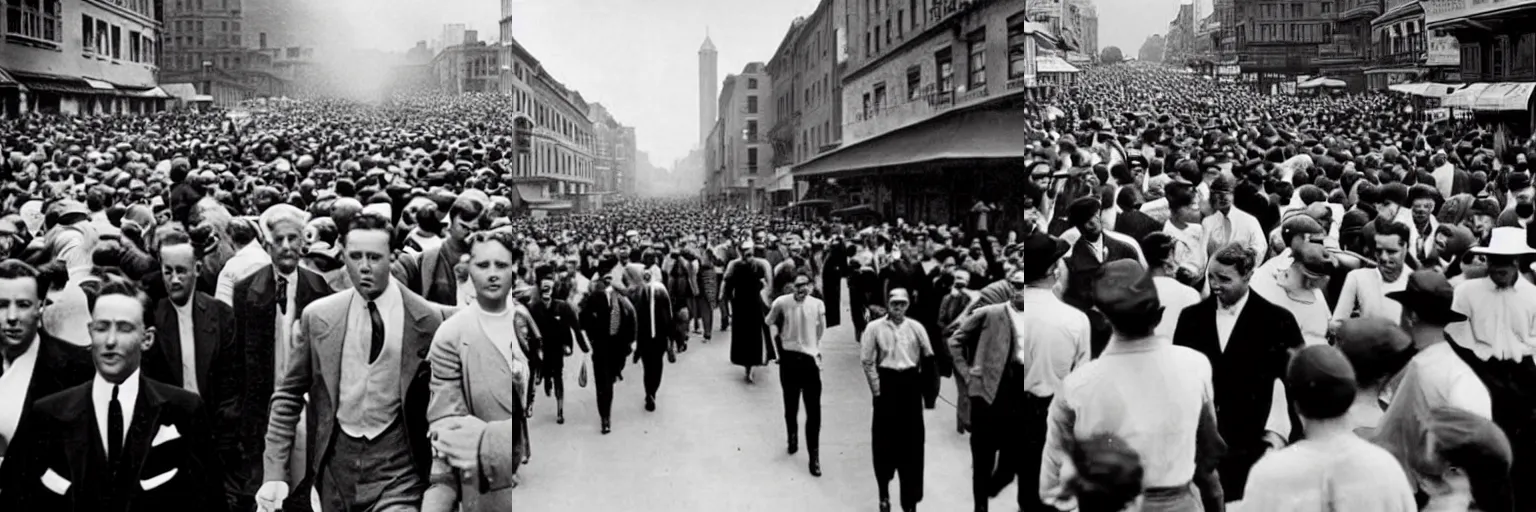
699, 31, 719, 146
500, 0, 514, 43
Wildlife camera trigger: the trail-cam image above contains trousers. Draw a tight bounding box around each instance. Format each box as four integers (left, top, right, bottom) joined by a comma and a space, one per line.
319, 420, 424, 512
970, 364, 1053, 511
640, 345, 666, 398
873, 367, 925, 508
780, 351, 822, 454
594, 352, 622, 421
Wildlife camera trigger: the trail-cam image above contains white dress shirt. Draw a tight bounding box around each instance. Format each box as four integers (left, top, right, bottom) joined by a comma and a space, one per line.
1162, 221, 1208, 278
1332, 268, 1409, 325
273, 270, 299, 384
339, 279, 405, 439
216, 241, 272, 306
93, 370, 141, 454
1154, 276, 1201, 339
1015, 289, 1093, 398
1447, 277, 1536, 361
174, 299, 198, 394
0, 336, 41, 442
1202, 207, 1267, 258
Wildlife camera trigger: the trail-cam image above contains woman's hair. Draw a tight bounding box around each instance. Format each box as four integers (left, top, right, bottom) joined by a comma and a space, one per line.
1068, 434, 1144, 512
1416, 407, 1514, 512
468, 230, 526, 266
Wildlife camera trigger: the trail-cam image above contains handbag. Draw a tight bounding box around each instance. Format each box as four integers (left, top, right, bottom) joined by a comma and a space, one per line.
578, 355, 589, 388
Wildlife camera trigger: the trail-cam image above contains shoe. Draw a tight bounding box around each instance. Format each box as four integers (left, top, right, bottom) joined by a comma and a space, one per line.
557, 413, 565, 424
645, 396, 656, 412
879, 499, 891, 512
703, 336, 711, 343
602, 420, 612, 434
526, 406, 535, 418
668, 351, 677, 363
787, 433, 798, 455
809, 458, 821, 477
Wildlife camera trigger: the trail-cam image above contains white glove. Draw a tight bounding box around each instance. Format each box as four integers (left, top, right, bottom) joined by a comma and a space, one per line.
255, 481, 289, 512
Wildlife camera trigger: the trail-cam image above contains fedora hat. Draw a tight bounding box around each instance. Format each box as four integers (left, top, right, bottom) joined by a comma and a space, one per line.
1386, 270, 1467, 324
1470, 227, 1536, 256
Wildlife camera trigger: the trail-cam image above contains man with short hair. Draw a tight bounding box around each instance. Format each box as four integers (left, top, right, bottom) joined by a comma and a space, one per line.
767, 272, 827, 477
0, 260, 94, 464
578, 274, 636, 434
861, 288, 933, 512
1332, 217, 1411, 326
0, 279, 226, 511
256, 212, 450, 512
528, 277, 589, 425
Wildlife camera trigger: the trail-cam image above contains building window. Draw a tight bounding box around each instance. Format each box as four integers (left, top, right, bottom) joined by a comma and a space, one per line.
1007, 17, 1029, 78
910, 0, 918, 29
746, 120, 758, 140
1321, 2, 1331, 13
81, 14, 93, 53
111, 25, 121, 59
862, 92, 871, 118
967, 30, 986, 88
936, 48, 953, 92
747, 147, 759, 173
747, 95, 758, 113
865, 32, 872, 57
129, 30, 140, 61
5, 0, 62, 43
886, 20, 892, 44
906, 65, 921, 100
874, 26, 881, 52
897, 11, 904, 37
873, 82, 887, 111
748, 78, 758, 89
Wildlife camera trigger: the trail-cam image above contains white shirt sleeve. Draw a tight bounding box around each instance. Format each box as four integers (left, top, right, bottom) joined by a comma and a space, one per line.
1265, 378, 1292, 440
1451, 375, 1494, 420
1331, 271, 1360, 323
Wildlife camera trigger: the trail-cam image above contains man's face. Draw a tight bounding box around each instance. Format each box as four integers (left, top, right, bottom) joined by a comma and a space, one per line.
1212, 190, 1234, 212
89, 294, 152, 384
793, 276, 812, 300
1078, 215, 1103, 241
0, 277, 42, 353
1411, 199, 1435, 226
887, 298, 909, 320
450, 208, 479, 242
343, 229, 393, 298
159, 243, 198, 305
266, 219, 305, 274
540, 279, 555, 302
1207, 261, 1250, 305
1378, 201, 1401, 221
1488, 255, 1520, 289
1375, 233, 1406, 277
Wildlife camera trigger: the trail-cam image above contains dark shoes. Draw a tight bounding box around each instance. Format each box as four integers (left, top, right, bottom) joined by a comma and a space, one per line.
601, 419, 612, 434
879, 499, 891, 512
809, 458, 821, 477
645, 396, 656, 412
556, 412, 565, 424
787, 433, 798, 455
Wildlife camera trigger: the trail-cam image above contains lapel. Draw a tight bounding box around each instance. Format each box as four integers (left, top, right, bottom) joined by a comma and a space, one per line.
1226, 294, 1265, 359
121, 380, 166, 479
319, 295, 347, 406
192, 294, 217, 389
155, 300, 184, 386
56, 387, 100, 482
467, 319, 517, 414
399, 289, 435, 403
1187, 298, 1221, 357
248, 266, 277, 314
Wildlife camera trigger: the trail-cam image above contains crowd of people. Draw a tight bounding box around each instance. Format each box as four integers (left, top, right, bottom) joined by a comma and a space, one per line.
0, 60, 1528, 512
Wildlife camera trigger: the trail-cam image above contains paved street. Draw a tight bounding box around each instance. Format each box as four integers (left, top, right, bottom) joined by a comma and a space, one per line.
517, 296, 1023, 511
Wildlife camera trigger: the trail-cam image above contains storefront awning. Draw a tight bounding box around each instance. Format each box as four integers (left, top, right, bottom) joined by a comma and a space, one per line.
8, 72, 104, 95
1036, 56, 1080, 74
1387, 82, 1461, 98
0, 68, 18, 89
792, 107, 1032, 178
121, 86, 172, 99
82, 78, 116, 91
514, 183, 552, 204
1443, 83, 1536, 111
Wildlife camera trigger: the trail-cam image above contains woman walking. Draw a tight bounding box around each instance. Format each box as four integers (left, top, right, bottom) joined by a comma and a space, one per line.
722, 240, 773, 382
424, 231, 544, 512
691, 241, 719, 342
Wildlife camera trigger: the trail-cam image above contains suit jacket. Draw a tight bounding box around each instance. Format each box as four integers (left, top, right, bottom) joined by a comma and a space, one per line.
1114, 209, 1162, 243
262, 284, 451, 487
1172, 292, 1303, 500
0, 376, 226, 512
1063, 234, 1139, 307
579, 290, 637, 365
947, 303, 1019, 403
631, 285, 675, 354
529, 298, 589, 360
143, 293, 240, 437
2, 332, 95, 449
421, 309, 528, 512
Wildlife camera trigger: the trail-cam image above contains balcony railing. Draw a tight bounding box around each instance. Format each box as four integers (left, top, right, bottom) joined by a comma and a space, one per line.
1373, 34, 1426, 65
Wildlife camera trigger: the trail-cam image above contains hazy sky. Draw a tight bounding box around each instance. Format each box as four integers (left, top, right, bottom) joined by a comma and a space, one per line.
331, 0, 1182, 168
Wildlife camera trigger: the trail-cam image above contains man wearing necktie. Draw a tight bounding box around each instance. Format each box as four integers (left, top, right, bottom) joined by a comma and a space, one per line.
631, 273, 677, 413
257, 213, 449, 512
0, 279, 225, 511
580, 274, 636, 434
230, 204, 333, 512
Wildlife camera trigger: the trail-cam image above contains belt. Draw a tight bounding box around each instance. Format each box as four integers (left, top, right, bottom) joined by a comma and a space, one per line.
1142, 483, 1192, 499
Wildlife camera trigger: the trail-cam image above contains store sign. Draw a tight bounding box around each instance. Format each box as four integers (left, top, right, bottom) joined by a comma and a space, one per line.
1424, 0, 1536, 24
1426, 35, 1461, 66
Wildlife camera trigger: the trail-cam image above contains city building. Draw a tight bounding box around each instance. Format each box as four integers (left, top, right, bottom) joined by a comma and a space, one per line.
767, 16, 805, 190
792, 0, 1061, 224
699, 33, 718, 145
590, 102, 637, 194
1072, 0, 1098, 63
1235, 0, 1335, 91
439, 23, 467, 54
1366, 0, 1459, 89
1165, 3, 1198, 63
1315, 0, 1378, 92
704, 63, 771, 210
429, 33, 500, 93
765, 0, 847, 208
1424, 0, 1527, 84
1, 0, 172, 117
495, 3, 597, 211
158, 0, 294, 105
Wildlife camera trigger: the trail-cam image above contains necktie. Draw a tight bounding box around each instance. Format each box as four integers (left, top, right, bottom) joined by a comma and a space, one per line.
108, 385, 123, 465
608, 292, 621, 336
647, 286, 656, 339
367, 301, 385, 364
276, 275, 290, 315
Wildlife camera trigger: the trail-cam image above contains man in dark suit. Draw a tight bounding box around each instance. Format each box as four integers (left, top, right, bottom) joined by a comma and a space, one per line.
580, 274, 637, 434
255, 212, 448, 512
0, 279, 226, 512
142, 231, 240, 435
229, 204, 333, 512
529, 277, 590, 425
1173, 242, 1304, 503
1113, 187, 1162, 243
631, 275, 677, 413
0, 260, 94, 460
1063, 197, 1140, 310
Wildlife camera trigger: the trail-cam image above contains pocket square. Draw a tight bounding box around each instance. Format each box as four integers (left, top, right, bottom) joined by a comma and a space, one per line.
151, 424, 181, 447
139, 468, 177, 491
41, 468, 71, 495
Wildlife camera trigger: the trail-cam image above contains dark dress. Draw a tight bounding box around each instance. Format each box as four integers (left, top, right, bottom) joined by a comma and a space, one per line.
820, 242, 847, 327
723, 258, 769, 367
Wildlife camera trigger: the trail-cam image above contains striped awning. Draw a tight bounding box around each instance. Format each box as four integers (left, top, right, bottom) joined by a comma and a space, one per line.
1036, 56, 1081, 74
82, 78, 116, 90
1443, 83, 1536, 111
0, 68, 18, 89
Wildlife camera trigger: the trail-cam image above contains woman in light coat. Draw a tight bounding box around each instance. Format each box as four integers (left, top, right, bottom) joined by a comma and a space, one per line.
424, 231, 543, 512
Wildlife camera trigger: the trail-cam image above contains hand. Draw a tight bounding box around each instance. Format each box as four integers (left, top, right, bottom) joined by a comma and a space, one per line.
255, 481, 290, 512
566, 345, 574, 356
431, 416, 489, 472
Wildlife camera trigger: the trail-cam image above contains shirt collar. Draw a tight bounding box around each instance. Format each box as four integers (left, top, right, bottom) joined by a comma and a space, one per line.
275, 266, 296, 283
93, 368, 141, 405
356, 278, 401, 310
3, 334, 41, 371
1218, 290, 1250, 316
173, 296, 194, 316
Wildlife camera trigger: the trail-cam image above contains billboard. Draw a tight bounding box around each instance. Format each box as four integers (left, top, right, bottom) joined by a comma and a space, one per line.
1426, 34, 1461, 66
1424, 0, 1536, 25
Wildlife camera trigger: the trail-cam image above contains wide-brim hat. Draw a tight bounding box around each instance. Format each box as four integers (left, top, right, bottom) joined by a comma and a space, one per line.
1386, 270, 1467, 324
1471, 227, 1536, 256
